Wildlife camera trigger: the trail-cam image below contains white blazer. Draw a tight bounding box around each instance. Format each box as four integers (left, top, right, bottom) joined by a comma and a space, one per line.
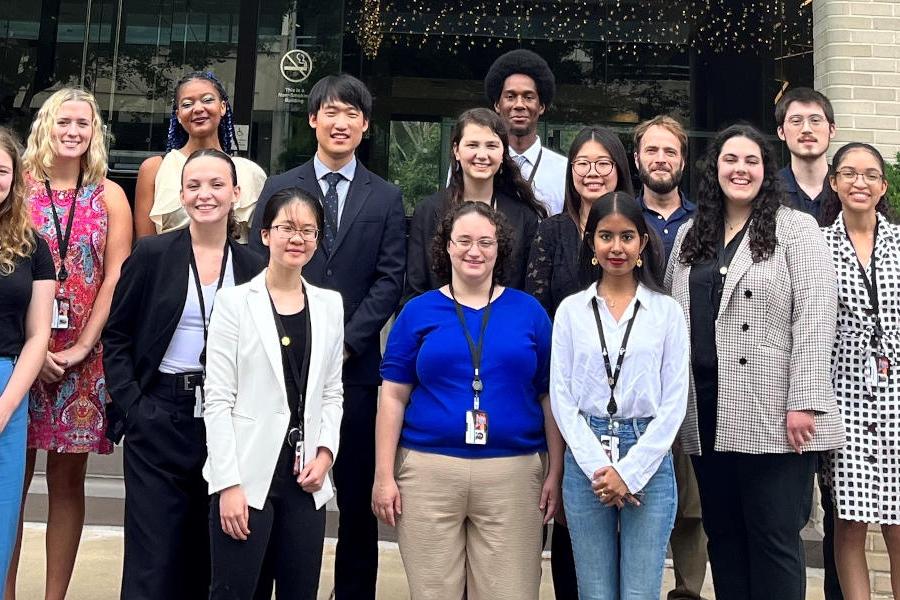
202, 270, 344, 509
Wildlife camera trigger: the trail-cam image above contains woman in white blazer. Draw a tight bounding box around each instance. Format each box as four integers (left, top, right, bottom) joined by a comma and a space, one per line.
202, 187, 343, 599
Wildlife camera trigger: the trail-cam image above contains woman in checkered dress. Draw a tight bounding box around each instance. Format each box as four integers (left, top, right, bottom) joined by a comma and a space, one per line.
820, 142, 900, 600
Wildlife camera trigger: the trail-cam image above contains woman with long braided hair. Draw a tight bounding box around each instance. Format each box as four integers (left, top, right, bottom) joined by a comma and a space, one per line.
134, 71, 266, 243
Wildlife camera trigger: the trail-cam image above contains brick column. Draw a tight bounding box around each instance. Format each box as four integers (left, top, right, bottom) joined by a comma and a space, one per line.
813, 0, 900, 158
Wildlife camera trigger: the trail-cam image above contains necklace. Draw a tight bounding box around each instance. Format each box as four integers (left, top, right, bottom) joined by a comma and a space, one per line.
725, 216, 748, 232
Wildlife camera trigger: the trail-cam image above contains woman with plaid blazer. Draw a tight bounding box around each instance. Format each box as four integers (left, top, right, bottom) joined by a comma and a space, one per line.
665, 124, 844, 600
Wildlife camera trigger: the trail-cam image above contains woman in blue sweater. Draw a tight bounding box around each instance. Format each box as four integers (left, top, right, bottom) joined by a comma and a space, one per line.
373, 201, 563, 600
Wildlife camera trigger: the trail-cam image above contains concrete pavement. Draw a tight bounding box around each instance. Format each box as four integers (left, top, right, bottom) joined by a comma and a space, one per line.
16, 523, 826, 599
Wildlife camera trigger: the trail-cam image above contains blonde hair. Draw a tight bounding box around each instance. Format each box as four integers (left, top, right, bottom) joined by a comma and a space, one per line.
22, 88, 108, 186
633, 115, 688, 157
0, 128, 37, 276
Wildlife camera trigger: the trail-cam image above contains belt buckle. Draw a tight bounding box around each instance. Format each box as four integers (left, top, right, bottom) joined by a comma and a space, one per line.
181, 373, 199, 392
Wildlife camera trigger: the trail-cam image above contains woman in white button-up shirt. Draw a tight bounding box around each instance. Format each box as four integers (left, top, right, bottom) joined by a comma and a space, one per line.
550, 191, 689, 599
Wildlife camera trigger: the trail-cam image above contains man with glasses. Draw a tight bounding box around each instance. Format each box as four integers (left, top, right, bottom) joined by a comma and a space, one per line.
775, 87, 843, 600
776, 87, 838, 222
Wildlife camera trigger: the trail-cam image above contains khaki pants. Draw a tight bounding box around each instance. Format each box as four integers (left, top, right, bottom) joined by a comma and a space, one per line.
668, 446, 709, 600
395, 448, 546, 600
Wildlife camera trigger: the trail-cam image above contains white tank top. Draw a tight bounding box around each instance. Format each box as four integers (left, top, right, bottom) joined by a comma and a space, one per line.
158, 254, 235, 373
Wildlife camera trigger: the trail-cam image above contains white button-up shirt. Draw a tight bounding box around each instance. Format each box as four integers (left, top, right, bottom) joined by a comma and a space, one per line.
550, 283, 689, 494
510, 136, 567, 216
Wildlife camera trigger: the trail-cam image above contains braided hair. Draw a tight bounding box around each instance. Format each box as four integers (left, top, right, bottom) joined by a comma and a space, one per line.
166, 72, 238, 154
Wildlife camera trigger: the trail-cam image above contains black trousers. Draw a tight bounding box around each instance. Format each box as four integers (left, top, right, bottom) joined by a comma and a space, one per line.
332, 384, 379, 599
121, 376, 210, 600
820, 479, 844, 600
208, 447, 326, 600
550, 523, 578, 599
692, 450, 817, 600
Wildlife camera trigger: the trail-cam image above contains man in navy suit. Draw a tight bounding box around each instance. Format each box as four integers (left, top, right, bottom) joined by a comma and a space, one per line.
250, 74, 406, 600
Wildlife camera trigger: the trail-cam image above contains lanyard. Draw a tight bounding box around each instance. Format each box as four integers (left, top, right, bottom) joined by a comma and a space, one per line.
590, 296, 641, 418
43, 172, 83, 282
519, 148, 543, 185
449, 281, 496, 411
188, 241, 230, 368
268, 285, 312, 437
845, 216, 882, 347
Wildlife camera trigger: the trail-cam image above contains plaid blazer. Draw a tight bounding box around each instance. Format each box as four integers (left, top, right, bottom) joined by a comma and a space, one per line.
665, 206, 845, 455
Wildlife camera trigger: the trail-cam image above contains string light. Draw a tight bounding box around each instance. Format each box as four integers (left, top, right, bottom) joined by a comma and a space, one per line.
350, 0, 812, 60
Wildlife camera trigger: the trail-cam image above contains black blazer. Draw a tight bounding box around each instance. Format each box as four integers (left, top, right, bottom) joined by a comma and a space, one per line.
406, 190, 541, 299
249, 159, 406, 387
102, 228, 264, 443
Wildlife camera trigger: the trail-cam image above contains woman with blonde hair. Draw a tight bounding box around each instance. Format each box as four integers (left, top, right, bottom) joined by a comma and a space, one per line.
133, 71, 266, 243
5, 88, 132, 600
0, 127, 55, 585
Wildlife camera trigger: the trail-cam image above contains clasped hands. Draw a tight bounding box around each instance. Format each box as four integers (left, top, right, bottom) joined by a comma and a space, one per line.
592, 466, 641, 508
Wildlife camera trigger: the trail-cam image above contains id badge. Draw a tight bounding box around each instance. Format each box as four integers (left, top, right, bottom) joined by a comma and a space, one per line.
465, 409, 488, 445
599, 434, 620, 463
868, 354, 891, 388
51, 297, 70, 330
193, 385, 205, 418
293, 440, 305, 475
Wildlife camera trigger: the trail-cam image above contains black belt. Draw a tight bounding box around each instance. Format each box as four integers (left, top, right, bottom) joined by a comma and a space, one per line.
156, 371, 204, 396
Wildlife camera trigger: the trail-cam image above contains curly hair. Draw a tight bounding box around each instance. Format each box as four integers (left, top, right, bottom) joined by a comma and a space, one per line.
563, 127, 634, 224
679, 124, 785, 265
0, 128, 36, 276
430, 202, 515, 286
23, 88, 108, 186
166, 72, 238, 154
447, 108, 547, 219
819, 142, 894, 226
484, 49, 556, 107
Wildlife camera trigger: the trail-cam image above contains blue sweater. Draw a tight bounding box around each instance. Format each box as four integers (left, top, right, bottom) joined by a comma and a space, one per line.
381, 288, 552, 458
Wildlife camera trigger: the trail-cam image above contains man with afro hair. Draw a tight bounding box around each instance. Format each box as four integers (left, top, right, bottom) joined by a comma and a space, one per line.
483, 49, 567, 216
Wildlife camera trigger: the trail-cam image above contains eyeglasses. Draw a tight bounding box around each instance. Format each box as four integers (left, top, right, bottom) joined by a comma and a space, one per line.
571, 159, 615, 177
269, 225, 319, 241
450, 238, 498, 250
785, 114, 828, 128
835, 168, 884, 184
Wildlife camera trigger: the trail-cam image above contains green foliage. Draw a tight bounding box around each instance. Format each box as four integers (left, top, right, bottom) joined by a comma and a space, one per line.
885, 153, 900, 221
389, 122, 442, 215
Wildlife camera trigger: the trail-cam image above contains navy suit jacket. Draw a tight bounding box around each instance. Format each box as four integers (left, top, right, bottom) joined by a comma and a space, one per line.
249, 158, 406, 387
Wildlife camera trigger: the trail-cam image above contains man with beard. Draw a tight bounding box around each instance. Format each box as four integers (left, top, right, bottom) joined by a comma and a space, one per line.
775, 87, 843, 600
483, 49, 567, 215
776, 88, 837, 224
634, 116, 696, 260
634, 115, 707, 600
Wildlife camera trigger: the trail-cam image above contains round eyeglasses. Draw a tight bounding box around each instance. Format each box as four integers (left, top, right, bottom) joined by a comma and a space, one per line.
571, 159, 615, 177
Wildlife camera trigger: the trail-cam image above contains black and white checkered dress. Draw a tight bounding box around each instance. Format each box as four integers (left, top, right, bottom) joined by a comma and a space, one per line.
822, 214, 900, 524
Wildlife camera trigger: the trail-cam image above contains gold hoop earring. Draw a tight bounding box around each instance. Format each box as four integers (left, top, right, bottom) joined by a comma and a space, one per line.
591, 257, 599, 266
636, 257, 643, 267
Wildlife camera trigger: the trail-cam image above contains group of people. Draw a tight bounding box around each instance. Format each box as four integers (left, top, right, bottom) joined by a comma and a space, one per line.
0, 46, 896, 600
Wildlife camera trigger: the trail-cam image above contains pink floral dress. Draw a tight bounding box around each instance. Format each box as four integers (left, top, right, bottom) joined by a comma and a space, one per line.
27, 175, 113, 454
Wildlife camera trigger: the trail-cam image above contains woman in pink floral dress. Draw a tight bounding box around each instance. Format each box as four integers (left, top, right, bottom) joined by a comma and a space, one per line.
4, 88, 131, 600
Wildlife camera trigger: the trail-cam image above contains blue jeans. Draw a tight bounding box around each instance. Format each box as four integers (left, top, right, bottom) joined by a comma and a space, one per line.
0, 357, 28, 583
563, 416, 677, 600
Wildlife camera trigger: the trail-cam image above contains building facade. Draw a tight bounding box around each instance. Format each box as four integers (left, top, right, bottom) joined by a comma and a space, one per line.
3, 0, 816, 210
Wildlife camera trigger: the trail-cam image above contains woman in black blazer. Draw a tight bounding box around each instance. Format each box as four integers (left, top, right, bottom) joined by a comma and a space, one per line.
102, 148, 264, 600
406, 107, 546, 298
